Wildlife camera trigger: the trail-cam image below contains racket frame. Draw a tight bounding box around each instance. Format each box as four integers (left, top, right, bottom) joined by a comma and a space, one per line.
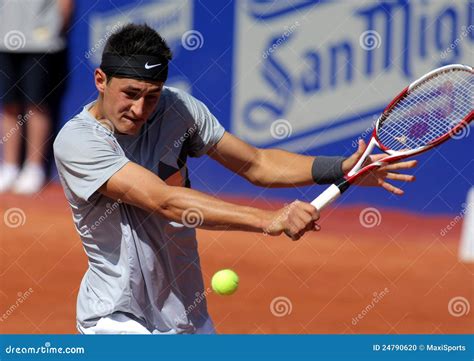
311, 64, 474, 211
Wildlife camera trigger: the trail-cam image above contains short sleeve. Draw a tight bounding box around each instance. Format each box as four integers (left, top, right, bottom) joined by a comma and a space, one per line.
53, 121, 129, 202
170, 89, 225, 157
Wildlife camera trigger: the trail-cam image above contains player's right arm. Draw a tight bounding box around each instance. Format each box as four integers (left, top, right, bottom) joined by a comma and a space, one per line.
98, 162, 320, 240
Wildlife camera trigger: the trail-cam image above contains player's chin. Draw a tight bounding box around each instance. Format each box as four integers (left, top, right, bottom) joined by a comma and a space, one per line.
119, 120, 145, 135
116, 127, 137, 135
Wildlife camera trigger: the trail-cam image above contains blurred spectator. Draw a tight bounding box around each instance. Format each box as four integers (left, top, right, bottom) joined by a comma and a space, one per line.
0, 0, 74, 194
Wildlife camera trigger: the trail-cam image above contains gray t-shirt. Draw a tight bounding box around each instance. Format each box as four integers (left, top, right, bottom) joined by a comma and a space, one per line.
53, 87, 225, 333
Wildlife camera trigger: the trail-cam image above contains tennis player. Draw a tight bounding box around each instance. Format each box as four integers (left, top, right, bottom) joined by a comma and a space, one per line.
53, 24, 417, 334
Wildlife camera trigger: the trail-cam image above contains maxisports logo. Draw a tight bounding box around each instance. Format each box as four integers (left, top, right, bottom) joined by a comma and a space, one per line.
232, 0, 473, 151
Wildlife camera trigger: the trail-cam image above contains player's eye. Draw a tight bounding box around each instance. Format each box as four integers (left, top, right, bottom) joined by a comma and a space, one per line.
124, 91, 139, 99
145, 95, 158, 102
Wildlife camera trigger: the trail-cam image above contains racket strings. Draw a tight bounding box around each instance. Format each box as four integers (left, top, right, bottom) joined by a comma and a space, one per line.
382, 74, 471, 149
377, 69, 473, 151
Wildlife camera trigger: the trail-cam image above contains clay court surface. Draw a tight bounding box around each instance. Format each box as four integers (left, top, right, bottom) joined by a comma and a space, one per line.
0, 184, 472, 334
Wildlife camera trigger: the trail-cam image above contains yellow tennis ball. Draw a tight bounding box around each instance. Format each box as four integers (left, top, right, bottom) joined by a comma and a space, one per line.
211, 269, 239, 296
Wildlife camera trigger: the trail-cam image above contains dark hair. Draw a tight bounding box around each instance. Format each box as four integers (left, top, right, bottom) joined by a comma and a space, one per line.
102, 23, 172, 81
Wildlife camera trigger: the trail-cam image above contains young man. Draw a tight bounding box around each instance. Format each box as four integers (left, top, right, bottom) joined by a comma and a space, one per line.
54, 24, 416, 334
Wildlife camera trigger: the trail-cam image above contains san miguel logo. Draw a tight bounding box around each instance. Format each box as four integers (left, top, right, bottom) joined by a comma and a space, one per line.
232, 0, 473, 151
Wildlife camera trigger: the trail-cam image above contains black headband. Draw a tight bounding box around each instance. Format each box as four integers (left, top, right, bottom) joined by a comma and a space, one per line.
100, 53, 169, 82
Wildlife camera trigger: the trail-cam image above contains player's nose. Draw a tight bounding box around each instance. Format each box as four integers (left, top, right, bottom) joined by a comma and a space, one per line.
131, 97, 146, 118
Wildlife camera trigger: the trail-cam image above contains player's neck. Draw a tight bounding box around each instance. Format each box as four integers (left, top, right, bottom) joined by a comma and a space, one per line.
89, 98, 105, 121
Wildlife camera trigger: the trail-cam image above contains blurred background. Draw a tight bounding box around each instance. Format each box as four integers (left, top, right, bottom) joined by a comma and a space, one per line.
0, 0, 473, 334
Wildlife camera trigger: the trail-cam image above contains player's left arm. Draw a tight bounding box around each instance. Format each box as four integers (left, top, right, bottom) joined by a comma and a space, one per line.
208, 132, 417, 193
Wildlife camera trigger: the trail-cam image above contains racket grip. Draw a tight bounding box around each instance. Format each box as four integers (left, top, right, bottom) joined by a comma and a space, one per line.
310, 179, 350, 211
311, 184, 342, 211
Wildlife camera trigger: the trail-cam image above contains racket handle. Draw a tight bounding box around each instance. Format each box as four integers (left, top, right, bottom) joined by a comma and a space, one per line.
310, 179, 350, 211
311, 184, 342, 211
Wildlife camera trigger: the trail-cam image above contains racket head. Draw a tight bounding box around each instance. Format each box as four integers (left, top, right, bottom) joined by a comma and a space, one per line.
345, 64, 473, 180
373, 64, 473, 156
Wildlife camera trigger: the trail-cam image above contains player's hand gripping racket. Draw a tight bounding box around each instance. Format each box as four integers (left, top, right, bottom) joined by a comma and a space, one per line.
311, 64, 474, 211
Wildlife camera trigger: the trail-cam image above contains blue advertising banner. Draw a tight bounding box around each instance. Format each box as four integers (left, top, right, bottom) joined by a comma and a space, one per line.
59, 0, 473, 214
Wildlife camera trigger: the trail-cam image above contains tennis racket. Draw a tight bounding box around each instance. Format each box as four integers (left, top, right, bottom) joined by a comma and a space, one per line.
311, 63, 474, 211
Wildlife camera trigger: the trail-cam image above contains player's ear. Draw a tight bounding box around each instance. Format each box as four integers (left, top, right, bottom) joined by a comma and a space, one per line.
94, 68, 108, 94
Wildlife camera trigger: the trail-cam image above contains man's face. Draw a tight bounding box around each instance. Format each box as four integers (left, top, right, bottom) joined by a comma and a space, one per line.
101, 76, 163, 135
